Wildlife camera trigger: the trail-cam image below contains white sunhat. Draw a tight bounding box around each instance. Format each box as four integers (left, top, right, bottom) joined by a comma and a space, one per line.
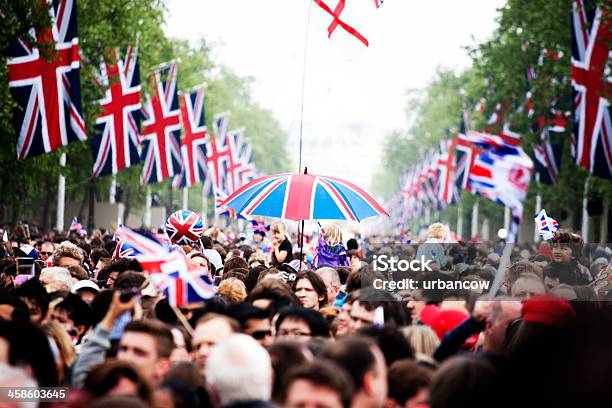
72, 280, 100, 293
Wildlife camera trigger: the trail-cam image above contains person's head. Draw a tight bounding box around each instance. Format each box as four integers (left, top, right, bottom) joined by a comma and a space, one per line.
117, 319, 175, 385
324, 224, 344, 247
551, 229, 583, 263
52, 293, 92, 344
40, 241, 55, 262
400, 325, 440, 358
39, 267, 73, 293
94, 258, 112, 280
187, 252, 212, 280
510, 273, 546, 299
386, 360, 433, 408
293, 271, 328, 310
15, 277, 50, 323
275, 306, 329, 341
232, 304, 273, 347
247, 278, 299, 311
315, 267, 341, 307
483, 299, 522, 352
283, 360, 354, 408
323, 336, 388, 408
41, 320, 76, 383
428, 356, 501, 408
84, 359, 152, 403
271, 222, 289, 242
504, 260, 543, 288
90, 248, 111, 270
98, 258, 143, 289
192, 313, 239, 372
217, 278, 247, 303
223, 256, 249, 277
205, 334, 272, 407
73, 280, 101, 304
350, 288, 407, 333
52, 241, 84, 268
427, 223, 446, 241
0, 295, 29, 322
358, 326, 414, 366
268, 340, 311, 403
66, 264, 88, 282
335, 291, 357, 338
113, 271, 146, 291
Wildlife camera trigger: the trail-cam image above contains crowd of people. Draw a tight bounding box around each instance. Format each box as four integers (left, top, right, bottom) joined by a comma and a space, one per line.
1, 219, 612, 408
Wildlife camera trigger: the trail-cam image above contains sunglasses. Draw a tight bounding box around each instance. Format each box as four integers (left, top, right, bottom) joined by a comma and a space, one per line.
40, 252, 53, 256
250, 330, 272, 340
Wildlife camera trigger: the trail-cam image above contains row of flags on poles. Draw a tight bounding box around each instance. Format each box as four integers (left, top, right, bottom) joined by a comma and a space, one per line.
6, 0, 255, 199
384, 0, 610, 241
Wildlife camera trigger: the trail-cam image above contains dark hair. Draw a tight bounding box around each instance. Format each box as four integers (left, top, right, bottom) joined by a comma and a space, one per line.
245, 266, 267, 292
322, 336, 377, 389
428, 356, 501, 408
387, 360, 433, 405
91, 248, 111, 267
283, 360, 354, 408
247, 279, 300, 308
0, 320, 58, 386
275, 306, 329, 337
201, 236, 213, 250
268, 340, 310, 403
552, 229, 584, 258
222, 269, 248, 283
346, 238, 359, 251
336, 266, 351, 285
124, 319, 175, 358
358, 326, 414, 365
293, 271, 328, 308
114, 271, 147, 290
55, 293, 92, 328
0, 294, 29, 322
354, 287, 407, 327
84, 359, 152, 403
223, 256, 249, 275
97, 258, 143, 287
15, 277, 50, 320
90, 289, 114, 327
345, 265, 384, 293
226, 303, 270, 330
66, 264, 88, 281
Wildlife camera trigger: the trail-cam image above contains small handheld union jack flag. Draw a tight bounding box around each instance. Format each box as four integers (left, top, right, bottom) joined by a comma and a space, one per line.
535, 209, 559, 240
114, 226, 214, 307
164, 210, 204, 245
69, 217, 87, 237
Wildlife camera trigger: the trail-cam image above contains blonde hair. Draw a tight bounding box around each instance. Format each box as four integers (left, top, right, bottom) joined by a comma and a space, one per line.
428, 223, 446, 240
218, 278, 247, 303
271, 221, 291, 243
52, 241, 84, 265
324, 224, 343, 247
402, 325, 440, 357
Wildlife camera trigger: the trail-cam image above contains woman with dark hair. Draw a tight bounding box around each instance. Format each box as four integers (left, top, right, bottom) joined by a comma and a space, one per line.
293, 271, 327, 310
84, 359, 152, 404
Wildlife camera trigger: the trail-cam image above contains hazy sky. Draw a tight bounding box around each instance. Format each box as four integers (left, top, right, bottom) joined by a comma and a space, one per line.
164, 0, 505, 194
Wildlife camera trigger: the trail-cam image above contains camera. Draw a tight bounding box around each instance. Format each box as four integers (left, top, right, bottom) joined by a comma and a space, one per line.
119, 287, 138, 303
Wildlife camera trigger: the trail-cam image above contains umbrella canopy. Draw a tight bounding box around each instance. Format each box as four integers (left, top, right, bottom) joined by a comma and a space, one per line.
220, 172, 388, 221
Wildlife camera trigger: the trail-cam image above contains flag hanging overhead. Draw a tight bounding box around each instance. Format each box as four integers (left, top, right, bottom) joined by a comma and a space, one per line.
140, 63, 182, 185
172, 87, 208, 189
571, 0, 612, 179
7, 0, 87, 160
205, 113, 231, 190
92, 45, 142, 177
312, 0, 369, 48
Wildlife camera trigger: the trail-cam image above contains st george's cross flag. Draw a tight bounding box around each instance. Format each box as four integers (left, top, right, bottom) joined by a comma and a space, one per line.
140, 63, 182, 185
7, 0, 87, 160
92, 44, 142, 177
571, 0, 612, 178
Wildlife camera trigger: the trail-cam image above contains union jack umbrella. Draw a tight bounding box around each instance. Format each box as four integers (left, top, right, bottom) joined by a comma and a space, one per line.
92, 44, 141, 177
165, 210, 204, 244
7, 0, 87, 160
140, 63, 182, 185
114, 226, 214, 307
113, 239, 142, 259
220, 170, 388, 222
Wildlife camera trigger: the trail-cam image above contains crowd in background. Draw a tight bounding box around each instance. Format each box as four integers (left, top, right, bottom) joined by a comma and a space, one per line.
1, 220, 612, 408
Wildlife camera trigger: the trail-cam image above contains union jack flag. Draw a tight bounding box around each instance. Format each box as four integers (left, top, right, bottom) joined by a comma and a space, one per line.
224, 127, 245, 193
533, 129, 562, 185
454, 114, 479, 192
140, 63, 182, 185
164, 210, 204, 244
206, 113, 231, 190
69, 217, 87, 237
214, 186, 250, 220
374, 0, 384, 8
113, 238, 141, 259
114, 226, 214, 307
436, 138, 458, 205
92, 44, 141, 177
7, 0, 87, 160
571, 0, 612, 179
534, 209, 559, 240
172, 87, 209, 189
237, 142, 256, 186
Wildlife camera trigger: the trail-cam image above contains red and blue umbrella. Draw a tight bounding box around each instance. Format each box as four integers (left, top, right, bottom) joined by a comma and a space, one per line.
220, 172, 388, 221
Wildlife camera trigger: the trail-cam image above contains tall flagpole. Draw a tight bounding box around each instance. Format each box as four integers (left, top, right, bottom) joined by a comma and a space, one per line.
471, 200, 479, 240
182, 187, 188, 210
582, 176, 590, 243
144, 186, 152, 228
298, 0, 312, 173
109, 174, 116, 204
457, 203, 463, 239
534, 173, 541, 242
56, 153, 66, 231
503, 206, 511, 232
